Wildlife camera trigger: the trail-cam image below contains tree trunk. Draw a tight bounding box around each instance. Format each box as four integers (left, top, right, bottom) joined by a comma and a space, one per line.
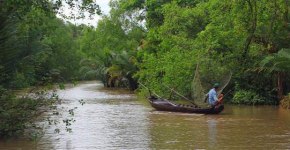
283, 0, 288, 28
277, 72, 285, 100
242, 0, 257, 60
127, 75, 138, 91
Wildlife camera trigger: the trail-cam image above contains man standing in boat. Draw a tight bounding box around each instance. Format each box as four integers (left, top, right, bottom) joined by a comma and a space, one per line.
208, 83, 223, 107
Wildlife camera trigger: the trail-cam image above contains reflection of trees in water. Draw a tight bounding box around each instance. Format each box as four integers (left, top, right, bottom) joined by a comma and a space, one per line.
208, 118, 217, 149
148, 106, 290, 149
148, 113, 209, 149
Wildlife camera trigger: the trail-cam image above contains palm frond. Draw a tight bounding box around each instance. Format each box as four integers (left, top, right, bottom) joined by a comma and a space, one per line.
260, 48, 290, 73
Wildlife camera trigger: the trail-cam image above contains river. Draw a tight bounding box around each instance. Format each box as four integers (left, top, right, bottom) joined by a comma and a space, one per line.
0, 81, 289, 150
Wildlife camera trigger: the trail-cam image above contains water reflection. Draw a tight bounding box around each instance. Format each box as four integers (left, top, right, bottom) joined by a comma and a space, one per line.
207, 118, 217, 149
148, 106, 290, 149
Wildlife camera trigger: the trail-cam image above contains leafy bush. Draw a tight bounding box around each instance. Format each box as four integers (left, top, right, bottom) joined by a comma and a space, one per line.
9, 72, 30, 89
0, 85, 80, 138
0, 86, 59, 138
0, 87, 38, 137
232, 90, 266, 105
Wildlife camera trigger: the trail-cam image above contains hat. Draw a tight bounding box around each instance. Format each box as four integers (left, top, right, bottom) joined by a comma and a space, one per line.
213, 83, 220, 88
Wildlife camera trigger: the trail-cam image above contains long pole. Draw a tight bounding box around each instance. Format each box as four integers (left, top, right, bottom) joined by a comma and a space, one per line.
139, 82, 179, 106
139, 82, 162, 98
218, 72, 232, 95
162, 84, 197, 106
223, 88, 233, 98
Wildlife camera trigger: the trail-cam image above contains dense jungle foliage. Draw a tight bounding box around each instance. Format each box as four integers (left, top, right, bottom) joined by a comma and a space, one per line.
0, 0, 289, 137
0, 0, 100, 137
119, 0, 290, 106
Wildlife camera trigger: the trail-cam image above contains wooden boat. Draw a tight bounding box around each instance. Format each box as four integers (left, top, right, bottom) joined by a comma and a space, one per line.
148, 96, 224, 114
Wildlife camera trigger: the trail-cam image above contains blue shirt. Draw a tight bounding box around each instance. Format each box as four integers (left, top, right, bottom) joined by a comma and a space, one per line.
208, 88, 218, 106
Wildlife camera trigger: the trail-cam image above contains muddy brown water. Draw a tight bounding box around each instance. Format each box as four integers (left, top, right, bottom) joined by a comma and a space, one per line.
0, 81, 289, 150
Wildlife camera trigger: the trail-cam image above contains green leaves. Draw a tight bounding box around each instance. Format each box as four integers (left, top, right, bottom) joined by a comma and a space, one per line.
260, 48, 290, 72
232, 90, 266, 105
77, 5, 144, 90
124, 0, 290, 103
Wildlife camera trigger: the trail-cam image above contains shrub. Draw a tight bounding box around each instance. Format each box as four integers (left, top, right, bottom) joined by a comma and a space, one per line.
9, 72, 30, 89
0, 86, 57, 138
0, 86, 79, 138
0, 87, 40, 137
232, 90, 266, 105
